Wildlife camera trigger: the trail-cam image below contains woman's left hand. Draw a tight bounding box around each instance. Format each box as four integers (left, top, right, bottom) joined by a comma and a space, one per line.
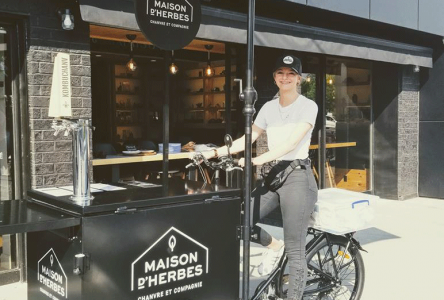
238, 157, 262, 167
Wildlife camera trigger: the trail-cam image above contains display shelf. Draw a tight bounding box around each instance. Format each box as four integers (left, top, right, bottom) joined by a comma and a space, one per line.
183, 74, 233, 80
115, 76, 141, 80
180, 64, 237, 126
116, 92, 139, 96
116, 109, 143, 112
116, 123, 145, 127
180, 122, 236, 129
112, 63, 149, 143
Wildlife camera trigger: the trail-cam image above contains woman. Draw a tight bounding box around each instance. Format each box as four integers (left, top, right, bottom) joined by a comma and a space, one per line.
202, 54, 318, 300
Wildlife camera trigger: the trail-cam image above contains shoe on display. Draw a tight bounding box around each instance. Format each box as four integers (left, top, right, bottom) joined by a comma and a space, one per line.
258, 242, 285, 276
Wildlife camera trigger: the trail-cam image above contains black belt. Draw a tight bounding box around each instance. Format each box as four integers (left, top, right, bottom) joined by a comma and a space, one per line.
276, 158, 311, 169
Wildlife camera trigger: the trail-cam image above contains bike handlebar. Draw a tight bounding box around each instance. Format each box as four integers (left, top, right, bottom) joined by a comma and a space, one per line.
186, 153, 242, 172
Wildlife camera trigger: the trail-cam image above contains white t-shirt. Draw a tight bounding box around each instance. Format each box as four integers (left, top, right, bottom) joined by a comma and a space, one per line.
254, 95, 318, 161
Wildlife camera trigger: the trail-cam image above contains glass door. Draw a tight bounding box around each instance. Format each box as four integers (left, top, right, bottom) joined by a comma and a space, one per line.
0, 24, 19, 280
299, 56, 321, 188
0, 28, 13, 200
325, 58, 372, 192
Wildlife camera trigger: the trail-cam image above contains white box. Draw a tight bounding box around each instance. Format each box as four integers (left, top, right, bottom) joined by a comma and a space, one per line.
311, 188, 379, 235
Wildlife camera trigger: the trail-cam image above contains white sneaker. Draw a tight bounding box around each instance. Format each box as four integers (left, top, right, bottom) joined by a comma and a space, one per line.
258, 242, 285, 276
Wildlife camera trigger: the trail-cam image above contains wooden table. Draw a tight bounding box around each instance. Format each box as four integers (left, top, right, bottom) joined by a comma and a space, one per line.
309, 142, 357, 187
92, 152, 191, 182
309, 142, 356, 150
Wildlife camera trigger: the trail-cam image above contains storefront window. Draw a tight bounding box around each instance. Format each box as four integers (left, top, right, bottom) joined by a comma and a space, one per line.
325, 58, 371, 192
0, 26, 13, 200
0, 25, 18, 273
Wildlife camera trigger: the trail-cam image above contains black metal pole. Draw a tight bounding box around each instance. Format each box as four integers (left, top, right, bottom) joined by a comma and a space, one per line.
162, 51, 171, 189
242, 0, 257, 299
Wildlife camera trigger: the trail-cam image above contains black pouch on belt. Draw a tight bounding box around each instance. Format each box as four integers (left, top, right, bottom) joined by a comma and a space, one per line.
263, 159, 307, 192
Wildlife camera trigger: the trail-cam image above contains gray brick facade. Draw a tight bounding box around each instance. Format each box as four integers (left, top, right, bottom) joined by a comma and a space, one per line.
397, 66, 420, 200
2, 0, 94, 188
28, 47, 92, 188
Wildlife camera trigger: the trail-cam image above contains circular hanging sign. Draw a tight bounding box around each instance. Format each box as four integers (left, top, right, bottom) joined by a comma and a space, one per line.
135, 0, 201, 50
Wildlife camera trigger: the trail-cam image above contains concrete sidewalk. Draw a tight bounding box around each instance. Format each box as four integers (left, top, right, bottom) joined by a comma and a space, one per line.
1, 196, 444, 300
248, 196, 444, 300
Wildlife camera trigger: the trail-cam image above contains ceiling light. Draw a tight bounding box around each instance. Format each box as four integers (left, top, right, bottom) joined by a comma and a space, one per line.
60, 9, 74, 30
169, 50, 179, 75
204, 44, 214, 77
126, 34, 137, 72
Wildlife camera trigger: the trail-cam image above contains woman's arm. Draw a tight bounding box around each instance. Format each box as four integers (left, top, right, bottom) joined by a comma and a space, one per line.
253, 122, 312, 165
216, 124, 264, 156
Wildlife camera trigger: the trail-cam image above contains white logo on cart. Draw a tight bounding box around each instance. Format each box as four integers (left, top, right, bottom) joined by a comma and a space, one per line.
131, 227, 209, 292
38, 248, 68, 299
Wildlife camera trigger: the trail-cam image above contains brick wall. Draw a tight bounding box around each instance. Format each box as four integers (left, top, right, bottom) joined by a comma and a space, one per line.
28, 47, 92, 187
0, 0, 92, 188
397, 65, 420, 199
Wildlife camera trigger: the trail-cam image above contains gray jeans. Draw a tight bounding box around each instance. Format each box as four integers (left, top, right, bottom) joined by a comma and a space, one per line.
251, 165, 318, 300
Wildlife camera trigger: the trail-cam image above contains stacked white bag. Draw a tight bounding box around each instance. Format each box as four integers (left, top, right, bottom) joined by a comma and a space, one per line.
311, 188, 379, 235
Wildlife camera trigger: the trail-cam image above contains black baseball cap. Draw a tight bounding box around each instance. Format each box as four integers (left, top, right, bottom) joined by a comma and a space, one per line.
273, 54, 302, 75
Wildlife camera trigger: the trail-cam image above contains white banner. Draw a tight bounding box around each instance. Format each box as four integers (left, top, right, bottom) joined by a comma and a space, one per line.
48, 53, 72, 118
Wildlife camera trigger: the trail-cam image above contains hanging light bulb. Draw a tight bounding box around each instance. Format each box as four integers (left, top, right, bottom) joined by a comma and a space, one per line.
205, 63, 214, 76
328, 78, 333, 85
126, 34, 137, 72
169, 50, 179, 75
169, 63, 178, 75
61, 9, 74, 30
306, 76, 311, 83
204, 44, 214, 77
127, 58, 137, 72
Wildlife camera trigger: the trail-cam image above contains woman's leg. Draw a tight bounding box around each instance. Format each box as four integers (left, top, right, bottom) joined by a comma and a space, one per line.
277, 169, 317, 300
250, 181, 280, 246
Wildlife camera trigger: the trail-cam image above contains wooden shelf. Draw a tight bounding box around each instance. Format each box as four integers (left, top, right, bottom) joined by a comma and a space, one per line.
184, 91, 234, 96
184, 76, 204, 80
116, 109, 144, 112
183, 74, 233, 80
115, 76, 141, 80
184, 92, 205, 96
180, 122, 236, 129
181, 65, 237, 128
116, 92, 139, 95
116, 123, 146, 127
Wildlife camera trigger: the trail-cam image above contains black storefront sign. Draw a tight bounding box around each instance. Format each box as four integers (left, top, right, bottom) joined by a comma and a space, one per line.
135, 0, 201, 50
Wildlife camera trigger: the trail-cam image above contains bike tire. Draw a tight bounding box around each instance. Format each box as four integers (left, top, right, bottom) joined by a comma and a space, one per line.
279, 235, 365, 300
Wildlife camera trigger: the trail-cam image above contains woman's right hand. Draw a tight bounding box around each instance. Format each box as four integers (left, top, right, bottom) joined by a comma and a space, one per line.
188, 150, 215, 160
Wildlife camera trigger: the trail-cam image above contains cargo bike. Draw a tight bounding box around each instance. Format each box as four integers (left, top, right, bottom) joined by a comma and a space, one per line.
188, 136, 377, 300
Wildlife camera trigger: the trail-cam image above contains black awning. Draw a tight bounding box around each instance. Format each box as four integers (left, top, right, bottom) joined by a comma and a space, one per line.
79, 1, 433, 68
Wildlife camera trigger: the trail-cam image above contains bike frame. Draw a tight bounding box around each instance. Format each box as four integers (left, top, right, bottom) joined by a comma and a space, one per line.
251, 229, 359, 300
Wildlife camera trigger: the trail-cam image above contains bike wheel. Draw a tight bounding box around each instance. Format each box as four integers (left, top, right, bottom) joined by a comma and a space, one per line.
279, 235, 365, 300
254, 280, 277, 300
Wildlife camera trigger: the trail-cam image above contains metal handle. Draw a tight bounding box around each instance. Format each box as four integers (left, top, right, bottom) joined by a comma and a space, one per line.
234, 78, 245, 101
352, 200, 370, 208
